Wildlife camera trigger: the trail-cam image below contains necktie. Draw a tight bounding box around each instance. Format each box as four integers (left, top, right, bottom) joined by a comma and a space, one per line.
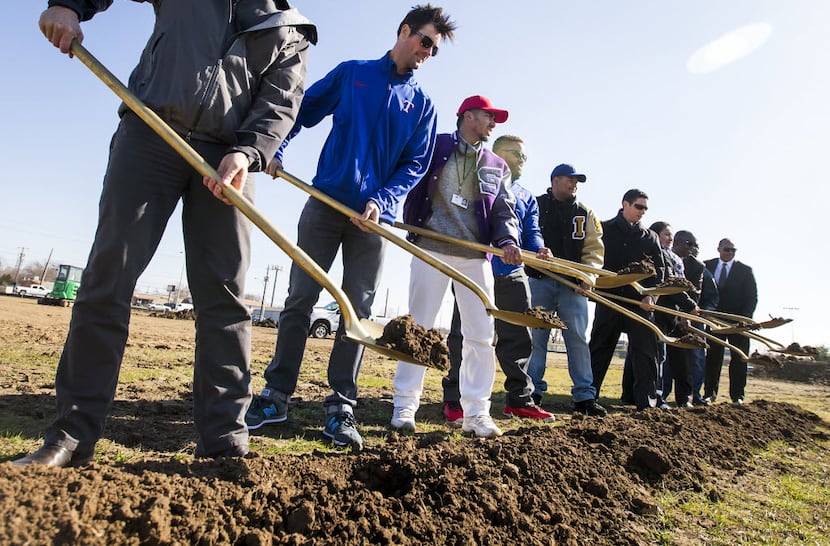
717, 262, 728, 288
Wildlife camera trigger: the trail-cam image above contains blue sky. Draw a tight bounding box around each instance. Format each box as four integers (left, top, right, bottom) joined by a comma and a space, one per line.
2, 1, 828, 346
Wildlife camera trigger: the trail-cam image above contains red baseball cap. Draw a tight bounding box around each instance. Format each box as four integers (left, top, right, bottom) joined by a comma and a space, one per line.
456, 95, 508, 123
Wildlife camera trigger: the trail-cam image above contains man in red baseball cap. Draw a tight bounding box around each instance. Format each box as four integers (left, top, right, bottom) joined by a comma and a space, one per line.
392, 94, 521, 439
456, 95, 509, 124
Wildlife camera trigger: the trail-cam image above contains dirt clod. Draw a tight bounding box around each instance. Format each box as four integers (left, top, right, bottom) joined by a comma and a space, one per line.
658, 277, 695, 291
375, 314, 450, 370
616, 258, 656, 276
525, 306, 567, 329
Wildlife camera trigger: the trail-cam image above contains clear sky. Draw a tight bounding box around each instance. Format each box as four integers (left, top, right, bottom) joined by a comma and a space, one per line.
3, 1, 828, 347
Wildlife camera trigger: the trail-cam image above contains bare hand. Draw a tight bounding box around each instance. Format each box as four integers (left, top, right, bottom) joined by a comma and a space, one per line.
501, 243, 523, 266
639, 295, 654, 312
351, 201, 380, 232
536, 247, 553, 260
264, 157, 283, 178
576, 281, 590, 296
202, 152, 250, 205
39, 6, 82, 56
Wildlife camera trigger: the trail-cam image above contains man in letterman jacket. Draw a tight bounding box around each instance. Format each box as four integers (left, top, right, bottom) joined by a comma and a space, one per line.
391, 95, 522, 439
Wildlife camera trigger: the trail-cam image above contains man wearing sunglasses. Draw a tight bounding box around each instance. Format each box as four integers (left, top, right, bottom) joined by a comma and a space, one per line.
246, 5, 456, 452
703, 238, 757, 405
589, 189, 668, 411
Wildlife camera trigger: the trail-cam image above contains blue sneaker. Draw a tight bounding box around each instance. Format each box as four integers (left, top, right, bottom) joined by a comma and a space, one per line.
245, 388, 288, 431
322, 406, 363, 452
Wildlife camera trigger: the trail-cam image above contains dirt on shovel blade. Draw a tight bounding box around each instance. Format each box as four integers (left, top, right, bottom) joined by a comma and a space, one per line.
658, 277, 695, 291
525, 306, 567, 329
675, 333, 708, 348
616, 258, 656, 276
785, 343, 820, 357
751, 350, 786, 367
376, 315, 450, 370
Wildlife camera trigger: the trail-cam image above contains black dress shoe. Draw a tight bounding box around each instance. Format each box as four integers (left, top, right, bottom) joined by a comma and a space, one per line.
12, 444, 93, 468
574, 399, 608, 417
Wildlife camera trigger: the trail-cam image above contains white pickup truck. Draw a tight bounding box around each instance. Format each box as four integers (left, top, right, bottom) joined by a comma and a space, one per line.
14, 284, 50, 298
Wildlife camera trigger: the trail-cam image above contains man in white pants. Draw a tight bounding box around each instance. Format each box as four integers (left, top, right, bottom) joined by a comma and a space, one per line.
392, 95, 522, 438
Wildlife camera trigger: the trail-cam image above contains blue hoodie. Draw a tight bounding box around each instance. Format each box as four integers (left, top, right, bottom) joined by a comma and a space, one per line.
277, 52, 437, 223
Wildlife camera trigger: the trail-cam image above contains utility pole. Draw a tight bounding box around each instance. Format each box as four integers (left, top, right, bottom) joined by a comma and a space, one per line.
270, 264, 283, 307
258, 265, 270, 320
12, 247, 26, 287
783, 306, 799, 343
39, 248, 54, 283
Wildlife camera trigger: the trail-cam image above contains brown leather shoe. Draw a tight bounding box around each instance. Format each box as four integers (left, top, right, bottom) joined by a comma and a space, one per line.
12, 444, 93, 468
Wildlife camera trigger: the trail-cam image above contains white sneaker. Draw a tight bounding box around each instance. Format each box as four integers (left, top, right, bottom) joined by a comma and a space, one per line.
390, 407, 416, 432
461, 415, 503, 438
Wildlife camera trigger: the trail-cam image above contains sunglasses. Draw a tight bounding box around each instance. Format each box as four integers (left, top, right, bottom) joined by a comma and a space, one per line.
681, 240, 697, 246
503, 149, 528, 161
721, 247, 737, 252
633, 203, 648, 211
413, 29, 439, 56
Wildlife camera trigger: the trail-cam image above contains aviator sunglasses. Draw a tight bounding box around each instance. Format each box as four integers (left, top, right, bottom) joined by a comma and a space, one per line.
413, 29, 439, 56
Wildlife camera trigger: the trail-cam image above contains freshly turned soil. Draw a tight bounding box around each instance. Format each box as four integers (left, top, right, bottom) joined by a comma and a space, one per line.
616, 259, 656, 276
375, 314, 450, 370
659, 277, 695, 290
525, 306, 567, 329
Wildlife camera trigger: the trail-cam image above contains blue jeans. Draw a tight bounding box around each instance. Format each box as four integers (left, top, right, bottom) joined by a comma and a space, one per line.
527, 276, 595, 403
263, 197, 385, 408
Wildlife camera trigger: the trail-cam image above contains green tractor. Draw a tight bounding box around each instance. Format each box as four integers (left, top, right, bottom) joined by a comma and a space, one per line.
39, 264, 83, 307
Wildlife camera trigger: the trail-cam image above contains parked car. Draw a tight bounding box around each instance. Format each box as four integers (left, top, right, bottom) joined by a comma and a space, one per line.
14, 284, 49, 298
309, 301, 340, 338
145, 302, 168, 312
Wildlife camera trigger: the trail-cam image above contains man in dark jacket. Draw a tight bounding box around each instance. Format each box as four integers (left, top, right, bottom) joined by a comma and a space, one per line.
527, 164, 607, 416
703, 238, 757, 404
246, 5, 456, 452
16, 0, 315, 468
589, 189, 667, 410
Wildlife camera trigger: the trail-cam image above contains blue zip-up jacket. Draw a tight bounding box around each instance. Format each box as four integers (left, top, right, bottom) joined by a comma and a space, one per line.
277, 52, 437, 223
491, 180, 544, 276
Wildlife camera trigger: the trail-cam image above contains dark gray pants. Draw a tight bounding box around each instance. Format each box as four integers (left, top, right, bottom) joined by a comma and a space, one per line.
264, 198, 385, 408
46, 113, 253, 457
443, 269, 534, 407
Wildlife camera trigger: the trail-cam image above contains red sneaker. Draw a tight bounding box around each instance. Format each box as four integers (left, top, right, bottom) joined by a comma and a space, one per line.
503, 403, 555, 422
442, 401, 464, 425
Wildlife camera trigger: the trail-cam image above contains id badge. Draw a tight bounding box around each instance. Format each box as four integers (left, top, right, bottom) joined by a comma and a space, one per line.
451, 193, 469, 209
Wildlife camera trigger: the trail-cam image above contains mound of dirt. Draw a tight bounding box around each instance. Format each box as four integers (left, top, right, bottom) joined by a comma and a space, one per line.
0, 402, 823, 545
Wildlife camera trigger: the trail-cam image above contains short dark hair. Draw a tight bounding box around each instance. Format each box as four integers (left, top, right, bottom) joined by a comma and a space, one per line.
493, 135, 523, 152
649, 221, 670, 234
398, 4, 457, 41
623, 188, 648, 204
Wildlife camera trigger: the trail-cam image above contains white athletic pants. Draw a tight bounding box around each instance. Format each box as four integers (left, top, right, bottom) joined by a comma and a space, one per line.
393, 250, 496, 417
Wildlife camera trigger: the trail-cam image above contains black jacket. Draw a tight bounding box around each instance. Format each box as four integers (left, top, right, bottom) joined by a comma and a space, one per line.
600, 211, 666, 301
704, 259, 757, 318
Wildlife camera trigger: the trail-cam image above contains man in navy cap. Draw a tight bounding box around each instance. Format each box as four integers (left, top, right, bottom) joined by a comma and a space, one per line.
526, 164, 607, 416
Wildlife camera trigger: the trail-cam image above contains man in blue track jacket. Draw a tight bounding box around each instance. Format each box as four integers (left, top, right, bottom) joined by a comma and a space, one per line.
246, 5, 456, 452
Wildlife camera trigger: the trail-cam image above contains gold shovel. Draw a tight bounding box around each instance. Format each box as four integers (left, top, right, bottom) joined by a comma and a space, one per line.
534, 270, 701, 349
275, 169, 565, 330
69, 42, 443, 368
590, 289, 772, 365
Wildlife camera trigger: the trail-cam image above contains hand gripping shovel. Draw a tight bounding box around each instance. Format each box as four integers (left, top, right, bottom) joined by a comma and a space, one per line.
69, 42, 440, 368
535, 270, 701, 349
274, 169, 564, 330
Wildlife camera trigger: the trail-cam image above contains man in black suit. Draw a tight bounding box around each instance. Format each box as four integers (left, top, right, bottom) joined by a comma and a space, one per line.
703, 238, 757, 404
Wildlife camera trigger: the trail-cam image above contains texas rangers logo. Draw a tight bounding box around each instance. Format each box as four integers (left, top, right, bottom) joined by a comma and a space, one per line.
401, 99, 415, 113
